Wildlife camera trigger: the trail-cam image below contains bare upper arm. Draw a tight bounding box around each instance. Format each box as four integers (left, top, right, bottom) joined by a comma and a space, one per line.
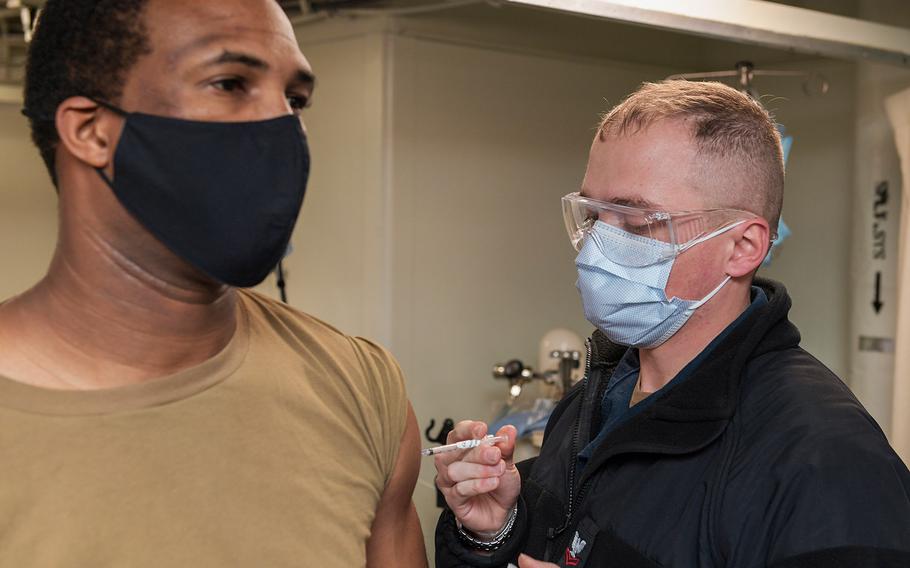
366, 402, 427, 568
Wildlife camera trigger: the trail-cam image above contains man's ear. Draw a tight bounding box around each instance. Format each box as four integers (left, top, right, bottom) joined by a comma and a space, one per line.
55, 96, 119, 171
726, 218, 771, 278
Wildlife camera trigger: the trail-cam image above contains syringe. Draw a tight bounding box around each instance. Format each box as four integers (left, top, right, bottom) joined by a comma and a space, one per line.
420, 435, 505, 457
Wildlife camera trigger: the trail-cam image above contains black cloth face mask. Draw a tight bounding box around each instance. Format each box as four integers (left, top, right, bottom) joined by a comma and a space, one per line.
94, 101, 310, 288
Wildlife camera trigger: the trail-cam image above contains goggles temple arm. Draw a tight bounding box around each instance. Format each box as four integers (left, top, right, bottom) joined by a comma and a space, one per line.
676, 219, 748, 254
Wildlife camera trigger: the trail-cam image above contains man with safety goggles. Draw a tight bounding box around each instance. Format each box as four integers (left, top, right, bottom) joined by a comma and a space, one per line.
564, 194, 765, 348
435, 80, 910, 568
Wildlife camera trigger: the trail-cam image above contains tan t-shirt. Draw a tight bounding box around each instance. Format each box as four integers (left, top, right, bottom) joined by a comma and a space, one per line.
0, 290, 408, 567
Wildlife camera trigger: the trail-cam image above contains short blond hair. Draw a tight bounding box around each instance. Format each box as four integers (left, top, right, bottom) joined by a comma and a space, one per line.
598, 80, 784, 233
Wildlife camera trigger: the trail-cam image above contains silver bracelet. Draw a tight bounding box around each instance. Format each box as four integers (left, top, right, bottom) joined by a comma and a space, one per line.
455, 505, 518, 552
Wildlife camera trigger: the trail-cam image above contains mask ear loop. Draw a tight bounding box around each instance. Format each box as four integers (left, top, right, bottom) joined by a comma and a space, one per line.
667, 218, 751, 314
91, 98, 129, 117
660, 218, 748, 317
649, 273, 733, 348
89, 98, 130, 188
689, 274, 733, 310
21, 96, 129, 122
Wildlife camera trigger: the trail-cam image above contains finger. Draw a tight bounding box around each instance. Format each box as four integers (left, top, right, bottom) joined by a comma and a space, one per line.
435, 469, 453, 490
436, 447, 503, 491
470, 444, 502, 465
435, 442, 497, 471
435, 421, 490, 468
446, 420, 488, 444
446, 459, 506, 484
493, 425, 519, 464
434, 452, 457, 477
454, 442, 502, 470
517, 553, 560, 568
450, 475, 501, 502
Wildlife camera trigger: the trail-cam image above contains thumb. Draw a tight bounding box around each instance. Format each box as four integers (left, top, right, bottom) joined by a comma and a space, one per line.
517, 553, 560, 568
495, 425, 519, 464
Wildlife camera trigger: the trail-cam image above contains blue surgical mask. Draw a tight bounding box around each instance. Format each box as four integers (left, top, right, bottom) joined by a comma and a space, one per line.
575, 221, 741, 348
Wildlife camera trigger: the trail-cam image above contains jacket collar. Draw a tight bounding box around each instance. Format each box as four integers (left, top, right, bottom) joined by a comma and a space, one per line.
581, 278, 801, 471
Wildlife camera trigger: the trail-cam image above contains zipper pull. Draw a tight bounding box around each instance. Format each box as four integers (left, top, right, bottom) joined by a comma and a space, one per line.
551, 513, 571, 537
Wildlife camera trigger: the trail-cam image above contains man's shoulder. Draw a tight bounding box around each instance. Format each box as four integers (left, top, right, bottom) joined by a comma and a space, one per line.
721, 348, 910, 561
238, 289, 405, 391
740, 346, 871, 429
236, 292, 410, 501
238, 288, 349, 340
733, 346, 899, 474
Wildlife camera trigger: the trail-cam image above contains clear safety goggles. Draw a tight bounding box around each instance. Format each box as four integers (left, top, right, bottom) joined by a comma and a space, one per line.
562, 192, 763, 267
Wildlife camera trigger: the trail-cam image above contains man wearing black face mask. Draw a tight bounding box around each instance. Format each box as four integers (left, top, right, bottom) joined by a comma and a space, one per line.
0, 1, 426, 566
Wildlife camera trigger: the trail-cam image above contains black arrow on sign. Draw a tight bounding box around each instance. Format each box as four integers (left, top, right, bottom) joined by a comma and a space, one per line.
873, 271, 883, 314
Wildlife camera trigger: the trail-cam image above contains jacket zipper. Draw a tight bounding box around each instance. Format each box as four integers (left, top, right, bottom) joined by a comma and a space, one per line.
548, 338, 592, 541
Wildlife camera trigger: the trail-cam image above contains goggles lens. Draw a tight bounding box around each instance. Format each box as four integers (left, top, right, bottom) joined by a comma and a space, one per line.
562, 192, 756, 266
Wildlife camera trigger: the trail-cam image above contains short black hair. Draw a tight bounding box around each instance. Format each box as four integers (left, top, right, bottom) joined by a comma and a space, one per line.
24, 0, 152, 186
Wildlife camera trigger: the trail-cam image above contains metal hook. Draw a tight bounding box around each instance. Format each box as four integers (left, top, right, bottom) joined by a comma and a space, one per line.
425, 418, 455, 444
666, 61, 829, 100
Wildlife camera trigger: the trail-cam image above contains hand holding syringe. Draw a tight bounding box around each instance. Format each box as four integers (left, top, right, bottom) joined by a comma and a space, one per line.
420, 434, 505, 456
432, 421, 520, 540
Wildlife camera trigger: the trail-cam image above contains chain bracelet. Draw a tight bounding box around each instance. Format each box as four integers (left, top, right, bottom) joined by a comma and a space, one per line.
455, 505, 518, 552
